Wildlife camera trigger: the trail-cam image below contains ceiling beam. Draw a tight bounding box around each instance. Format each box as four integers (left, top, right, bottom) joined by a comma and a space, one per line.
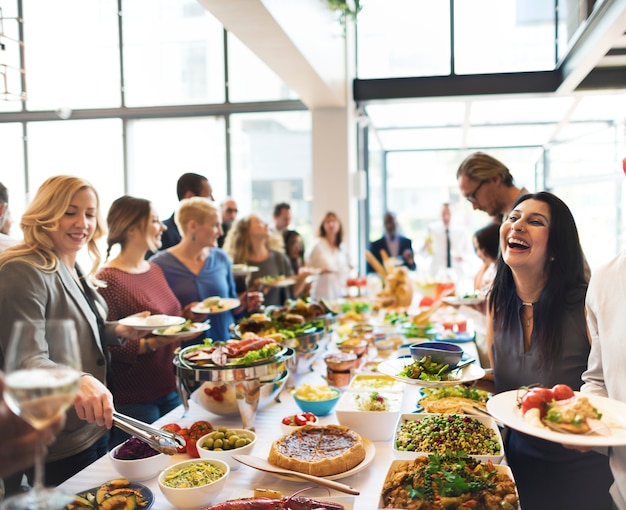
558, 0, 626, 93
197, 0, 347, 109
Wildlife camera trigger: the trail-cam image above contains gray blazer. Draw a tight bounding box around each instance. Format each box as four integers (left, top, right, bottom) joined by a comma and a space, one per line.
0, 255, 120, 462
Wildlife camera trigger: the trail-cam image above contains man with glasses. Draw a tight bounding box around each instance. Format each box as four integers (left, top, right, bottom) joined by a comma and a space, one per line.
218, 197, 238, 248
457, 152, 528, 221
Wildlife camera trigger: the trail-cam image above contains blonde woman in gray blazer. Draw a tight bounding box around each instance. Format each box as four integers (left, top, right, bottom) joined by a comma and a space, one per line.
0, 176, 144, 490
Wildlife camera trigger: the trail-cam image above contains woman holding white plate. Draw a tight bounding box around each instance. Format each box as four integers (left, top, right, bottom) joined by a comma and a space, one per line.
486, 191, 612, 509
97, 195, 194, 447
151, 197, 261, 343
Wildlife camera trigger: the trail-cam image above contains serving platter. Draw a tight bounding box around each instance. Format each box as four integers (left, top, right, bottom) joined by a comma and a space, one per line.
271, 437, 375, 481
191, 297, 240, 314
118, 314, 185, 330
376, 356, 485, 387
487, 390, 626, 447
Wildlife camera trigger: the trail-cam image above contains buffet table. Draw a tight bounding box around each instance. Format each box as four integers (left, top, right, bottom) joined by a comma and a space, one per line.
58, 338, 481, 509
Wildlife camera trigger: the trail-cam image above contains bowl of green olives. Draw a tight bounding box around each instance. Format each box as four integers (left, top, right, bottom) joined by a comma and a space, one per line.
196, 426, 256, 470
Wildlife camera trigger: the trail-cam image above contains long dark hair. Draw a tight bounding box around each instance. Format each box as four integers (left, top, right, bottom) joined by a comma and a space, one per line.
488, 191, 587, 367
318, 211, 343, 246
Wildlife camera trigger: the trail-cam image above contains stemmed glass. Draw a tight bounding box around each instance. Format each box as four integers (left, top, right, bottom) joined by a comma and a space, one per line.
2, 319, 82, 510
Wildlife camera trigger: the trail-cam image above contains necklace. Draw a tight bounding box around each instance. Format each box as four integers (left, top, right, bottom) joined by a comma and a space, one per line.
521, 302, 533, 328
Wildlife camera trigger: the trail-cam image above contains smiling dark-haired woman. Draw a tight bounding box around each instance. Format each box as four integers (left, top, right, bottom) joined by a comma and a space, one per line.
486, 191, 613, 509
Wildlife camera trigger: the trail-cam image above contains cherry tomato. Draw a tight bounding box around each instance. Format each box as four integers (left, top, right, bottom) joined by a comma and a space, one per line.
419, 297, 435, 307
282, 416, 293, 425
534, 387, 555, 403
521, 389, 547, 416
294, 413, 308, 426
303, 412, 317, 423
161, 422, 181, 433
552, 383, 575, 401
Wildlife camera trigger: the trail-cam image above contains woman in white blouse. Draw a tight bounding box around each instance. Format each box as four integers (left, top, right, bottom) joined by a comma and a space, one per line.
306, 211, 351, 300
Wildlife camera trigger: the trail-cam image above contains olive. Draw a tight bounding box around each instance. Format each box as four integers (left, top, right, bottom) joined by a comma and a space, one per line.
213, 438, 224, 449
235, 438, 247, 448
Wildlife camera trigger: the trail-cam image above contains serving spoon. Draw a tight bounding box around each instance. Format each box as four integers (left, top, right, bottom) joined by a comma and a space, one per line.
232, 455, 360, 495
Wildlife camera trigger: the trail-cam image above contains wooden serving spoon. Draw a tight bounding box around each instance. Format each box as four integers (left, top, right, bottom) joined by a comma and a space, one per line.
232, 454, 360, 495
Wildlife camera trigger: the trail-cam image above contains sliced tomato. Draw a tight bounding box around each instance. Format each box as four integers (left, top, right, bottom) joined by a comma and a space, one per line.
186, 439, 200, 458
189, 420, 213, 438
175, 427, 190, 454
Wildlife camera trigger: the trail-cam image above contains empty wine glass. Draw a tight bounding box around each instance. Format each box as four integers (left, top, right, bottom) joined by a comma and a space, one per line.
2, 319, 82, 510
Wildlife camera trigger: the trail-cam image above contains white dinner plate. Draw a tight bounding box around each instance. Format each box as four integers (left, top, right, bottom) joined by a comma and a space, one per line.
443, 296, 485, 306
191, 297, 240, 314
261, 276, 298, 288
487, 390, 626, 447
152, 322, 210, 338
232, 264, 259, 276
118, 314, 185, 331
376, 357, 485, 387
272, 437, 375, 481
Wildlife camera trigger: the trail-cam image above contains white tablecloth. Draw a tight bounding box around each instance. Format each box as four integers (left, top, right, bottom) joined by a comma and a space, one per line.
58, 339, 480, 510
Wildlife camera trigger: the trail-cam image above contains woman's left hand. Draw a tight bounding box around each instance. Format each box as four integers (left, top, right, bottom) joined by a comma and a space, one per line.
244, 291, 264, 312
73, 375, 115, 429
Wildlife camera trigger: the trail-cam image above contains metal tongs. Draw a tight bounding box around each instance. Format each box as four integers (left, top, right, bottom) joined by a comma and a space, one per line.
112, 412, 186, 455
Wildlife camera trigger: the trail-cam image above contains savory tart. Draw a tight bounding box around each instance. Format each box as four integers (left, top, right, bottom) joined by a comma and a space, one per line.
268, 424, 366, 477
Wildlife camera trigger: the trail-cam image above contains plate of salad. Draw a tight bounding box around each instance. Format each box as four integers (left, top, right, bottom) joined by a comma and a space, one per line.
152, 320, 210, 339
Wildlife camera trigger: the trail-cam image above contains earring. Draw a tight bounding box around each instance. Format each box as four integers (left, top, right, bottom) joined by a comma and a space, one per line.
550, 256, 555, 261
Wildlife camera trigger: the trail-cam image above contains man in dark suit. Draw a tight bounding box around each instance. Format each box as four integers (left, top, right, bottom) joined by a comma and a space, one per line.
367, 211, 416, 273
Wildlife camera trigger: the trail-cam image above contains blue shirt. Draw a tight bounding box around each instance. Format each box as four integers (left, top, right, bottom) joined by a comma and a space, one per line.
150, 249, 237, 342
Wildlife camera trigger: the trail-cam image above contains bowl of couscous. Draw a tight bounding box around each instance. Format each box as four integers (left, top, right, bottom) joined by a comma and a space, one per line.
157, 458, 229, 510
393, 413, 504, 464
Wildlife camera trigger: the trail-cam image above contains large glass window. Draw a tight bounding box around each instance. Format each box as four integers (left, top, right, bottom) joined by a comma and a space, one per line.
126, 116, 227, 216
229, 111, 312, 240
227, 33, 299, 102
23, 0, 121, 110
122, 0, 225, 106
0, 123, 25, 237
356, 0, 451, 79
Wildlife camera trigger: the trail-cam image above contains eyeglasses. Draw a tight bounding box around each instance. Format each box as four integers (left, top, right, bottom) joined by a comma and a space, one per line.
225, 208, 238, 214
466, 180, 486, 204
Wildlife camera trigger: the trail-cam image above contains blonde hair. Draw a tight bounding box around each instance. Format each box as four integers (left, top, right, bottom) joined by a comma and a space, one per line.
223, 214, 270, 263
175, 196, 218, 235
106, 195, 155, 259
0, 175, 105, 278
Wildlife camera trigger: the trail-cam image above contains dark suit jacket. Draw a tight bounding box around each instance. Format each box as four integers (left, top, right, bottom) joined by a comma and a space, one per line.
160, 213, 181, 250
0, 256, 119, 462
367, 235, 416, 272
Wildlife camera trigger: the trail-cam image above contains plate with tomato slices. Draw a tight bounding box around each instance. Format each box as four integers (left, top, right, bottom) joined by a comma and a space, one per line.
487, 389, 626, 447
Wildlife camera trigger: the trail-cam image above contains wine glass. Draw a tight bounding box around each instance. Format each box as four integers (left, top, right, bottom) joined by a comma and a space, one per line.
2, 319, 82, 510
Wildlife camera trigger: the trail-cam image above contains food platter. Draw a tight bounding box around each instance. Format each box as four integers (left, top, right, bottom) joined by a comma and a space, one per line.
487, 390, 626, 447
69, 482, 153, 510
376, 356, 485, 387
443, 295, 485, 306
118, 314, 185, 331
232, 264, 260, 276
271, 437, 375, 481
152, 321, 210, 339
191, 297, 240, 314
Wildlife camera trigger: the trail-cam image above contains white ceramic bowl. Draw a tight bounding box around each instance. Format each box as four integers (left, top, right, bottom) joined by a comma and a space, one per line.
196, 429, 256, 470
335, 391, 403, 441
109, 442, 171, 482
158, 458, 229, 510
279, 413, 319, 435
393, 413, 504, 464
